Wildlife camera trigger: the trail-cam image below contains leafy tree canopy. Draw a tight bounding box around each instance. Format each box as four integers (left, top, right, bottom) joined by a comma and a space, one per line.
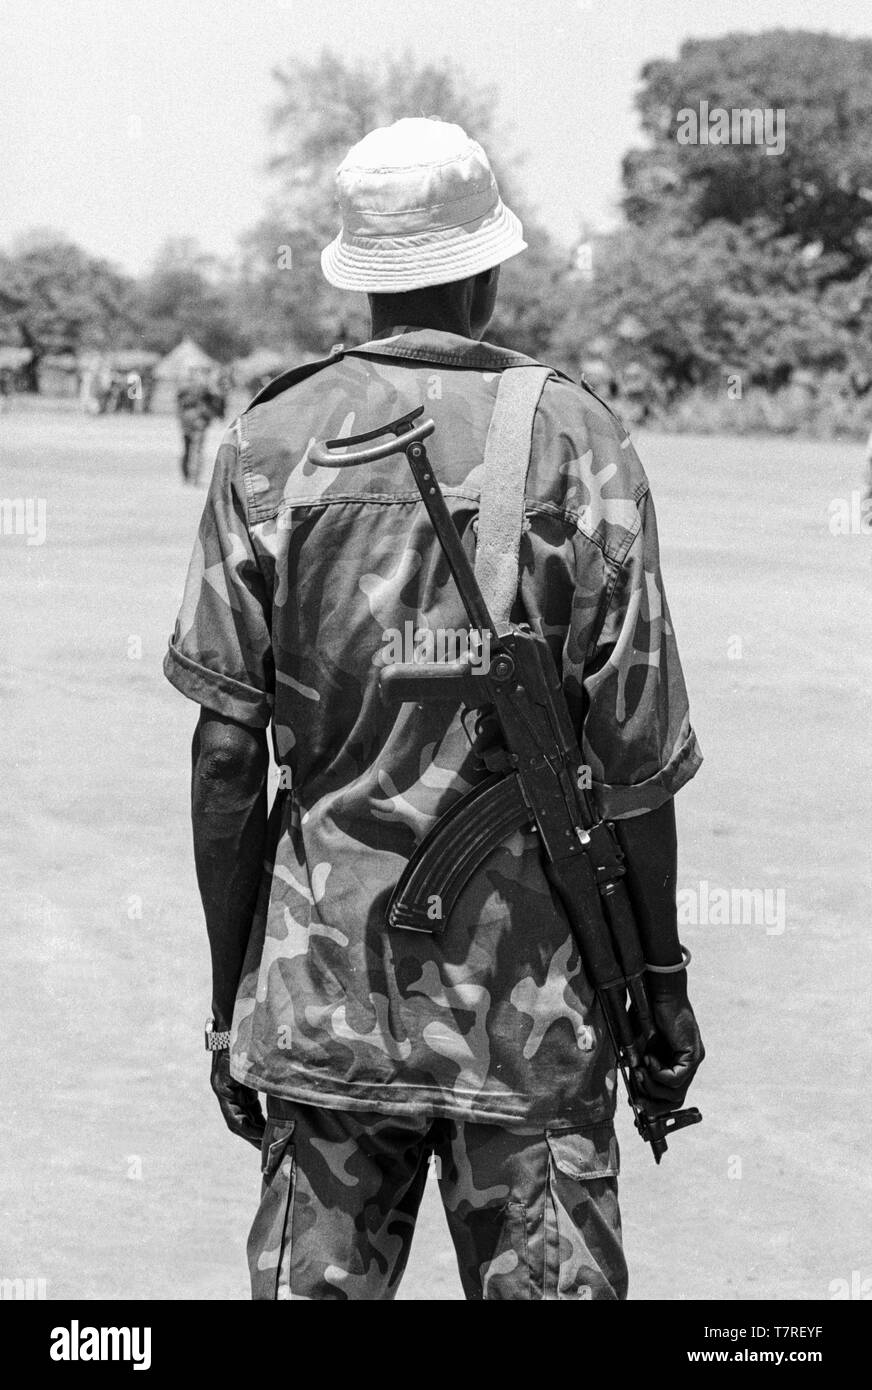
623, 30, 872, 274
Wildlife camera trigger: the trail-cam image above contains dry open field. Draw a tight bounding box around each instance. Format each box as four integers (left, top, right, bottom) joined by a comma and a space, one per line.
1, 403, 870, 1300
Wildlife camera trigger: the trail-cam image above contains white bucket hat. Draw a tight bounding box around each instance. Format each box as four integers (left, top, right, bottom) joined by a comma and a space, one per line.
321, 117, 527, 293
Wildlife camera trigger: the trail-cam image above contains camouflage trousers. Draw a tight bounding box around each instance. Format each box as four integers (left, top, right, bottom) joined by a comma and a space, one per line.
247, 1097, 628, 1301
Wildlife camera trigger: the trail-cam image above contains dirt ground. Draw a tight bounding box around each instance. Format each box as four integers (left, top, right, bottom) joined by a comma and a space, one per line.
1, 405, 870, 1301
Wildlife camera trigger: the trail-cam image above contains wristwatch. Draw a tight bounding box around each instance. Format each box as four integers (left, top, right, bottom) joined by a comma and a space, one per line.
204, 1018, 231, 1052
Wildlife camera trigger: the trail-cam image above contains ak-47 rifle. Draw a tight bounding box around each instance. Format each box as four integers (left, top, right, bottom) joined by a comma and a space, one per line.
310, 407, 701, 1162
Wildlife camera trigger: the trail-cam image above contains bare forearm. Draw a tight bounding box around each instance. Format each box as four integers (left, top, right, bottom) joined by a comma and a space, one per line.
612, 798, 682, 967
191, 713, 269, 1029
615, 798, 705, 1102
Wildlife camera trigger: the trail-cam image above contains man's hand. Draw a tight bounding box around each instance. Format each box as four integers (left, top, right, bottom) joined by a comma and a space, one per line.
638, 972, 705, 1111
210, 1050, 266, 1149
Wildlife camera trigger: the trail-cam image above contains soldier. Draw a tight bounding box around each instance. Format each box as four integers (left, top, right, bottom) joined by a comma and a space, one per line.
176, 370, 223, 484
164, 118, 705, 1300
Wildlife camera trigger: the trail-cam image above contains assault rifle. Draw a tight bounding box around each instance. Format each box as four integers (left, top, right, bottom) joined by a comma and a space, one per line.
310, 408, 701, 1162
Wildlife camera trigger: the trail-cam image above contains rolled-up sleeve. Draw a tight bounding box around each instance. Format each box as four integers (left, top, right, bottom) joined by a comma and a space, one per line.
581, 489, 702, 819
163, 426, 274, 727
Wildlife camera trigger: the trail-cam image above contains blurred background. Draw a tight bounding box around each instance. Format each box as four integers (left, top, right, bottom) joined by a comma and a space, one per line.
4, 0, 872, 434
2, 0, 871, 1303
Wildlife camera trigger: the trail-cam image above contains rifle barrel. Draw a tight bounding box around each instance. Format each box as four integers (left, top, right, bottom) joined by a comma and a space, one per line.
405, 440, 497, 638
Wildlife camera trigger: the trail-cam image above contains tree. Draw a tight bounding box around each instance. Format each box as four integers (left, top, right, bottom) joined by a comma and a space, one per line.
553, 218, 852, 393
545, 30, 872, 401
137, 238, 250, 361
623, 31, 872, 275
0, 231, 139, 390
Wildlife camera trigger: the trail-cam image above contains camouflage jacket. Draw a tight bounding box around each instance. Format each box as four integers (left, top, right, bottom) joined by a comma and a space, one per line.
164, 328, 702, 1126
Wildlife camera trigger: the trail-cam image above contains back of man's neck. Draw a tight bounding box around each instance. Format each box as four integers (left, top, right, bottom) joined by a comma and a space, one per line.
368, 315, 473, 340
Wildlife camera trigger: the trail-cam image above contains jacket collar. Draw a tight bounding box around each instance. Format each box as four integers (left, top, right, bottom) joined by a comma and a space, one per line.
345, 325, 540, 371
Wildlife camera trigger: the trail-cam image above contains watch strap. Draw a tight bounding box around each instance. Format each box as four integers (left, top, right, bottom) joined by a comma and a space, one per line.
205, 1019, 231, 1051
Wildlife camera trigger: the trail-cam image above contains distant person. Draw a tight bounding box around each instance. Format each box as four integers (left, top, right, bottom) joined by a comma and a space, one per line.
619, 360, 652, 426
176, 373, 224, 484
106, 371, 128, 414
95, 364, 114, 415
215, 367, 233, 418
141, 368, 156, 414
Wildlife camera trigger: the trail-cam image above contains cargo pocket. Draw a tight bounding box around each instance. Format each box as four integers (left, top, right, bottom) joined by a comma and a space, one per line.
480, 1200, 531, 1301
247, 1119, 296, 1301
544, 1122, 627, 1300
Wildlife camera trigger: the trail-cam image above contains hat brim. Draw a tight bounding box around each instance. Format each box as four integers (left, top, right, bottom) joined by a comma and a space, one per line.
321, 203, 527, 293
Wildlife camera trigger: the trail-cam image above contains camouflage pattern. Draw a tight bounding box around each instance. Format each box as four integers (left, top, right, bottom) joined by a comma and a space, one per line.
248, 1096, 627, 1300
164, 327, 701, 1126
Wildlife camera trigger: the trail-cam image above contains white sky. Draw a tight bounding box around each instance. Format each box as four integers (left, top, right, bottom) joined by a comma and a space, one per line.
1, 0, 869, 273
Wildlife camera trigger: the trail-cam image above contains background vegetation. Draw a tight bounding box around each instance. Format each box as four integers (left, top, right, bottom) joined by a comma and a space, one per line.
4, 32, 872, 434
